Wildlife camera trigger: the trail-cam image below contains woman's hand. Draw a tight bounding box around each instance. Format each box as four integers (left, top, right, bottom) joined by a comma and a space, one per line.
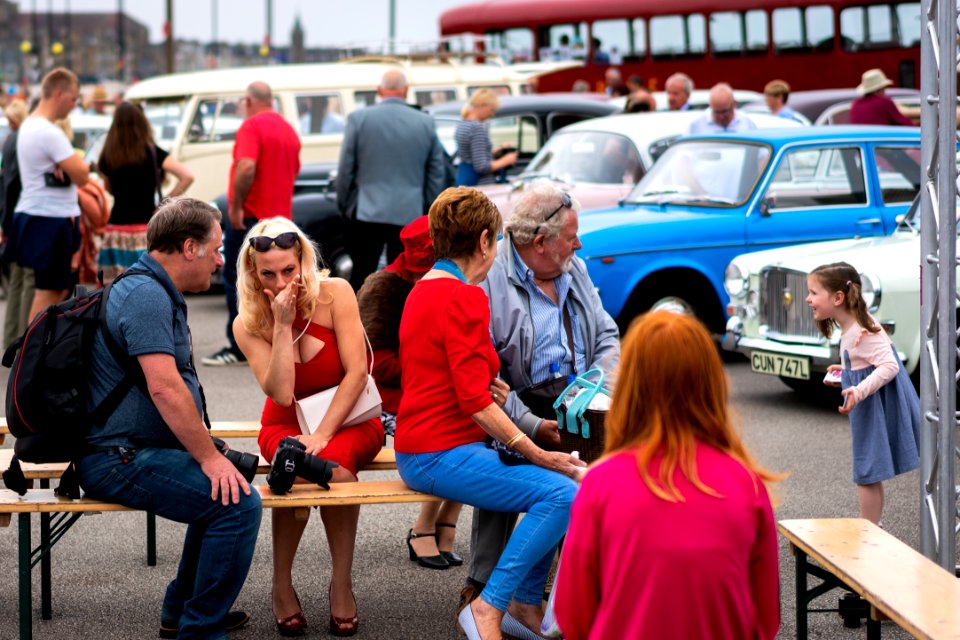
489, 378, 510, 408
535, 450, 587, 481
297, 432, 331, 456
535, 420, 562, 448
266, 275, 301, 328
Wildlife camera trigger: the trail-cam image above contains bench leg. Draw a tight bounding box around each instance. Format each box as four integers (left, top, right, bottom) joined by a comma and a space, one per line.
147, 511, 157, 566
39, 479, 51, 620
795, 546, 808, 640
19, 513, 33, 640
866, 617, 881, 640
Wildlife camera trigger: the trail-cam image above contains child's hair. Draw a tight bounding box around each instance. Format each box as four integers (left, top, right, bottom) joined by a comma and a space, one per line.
809, 262, 880, 339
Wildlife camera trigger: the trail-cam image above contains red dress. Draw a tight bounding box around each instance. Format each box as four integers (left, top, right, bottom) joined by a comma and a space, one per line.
258, 318, 384, 477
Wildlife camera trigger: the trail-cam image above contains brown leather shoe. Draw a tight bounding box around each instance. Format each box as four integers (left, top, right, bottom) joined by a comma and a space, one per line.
456, 584, 481, 636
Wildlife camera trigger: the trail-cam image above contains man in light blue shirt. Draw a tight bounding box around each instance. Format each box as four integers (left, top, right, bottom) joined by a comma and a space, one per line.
687, 82, 757, 135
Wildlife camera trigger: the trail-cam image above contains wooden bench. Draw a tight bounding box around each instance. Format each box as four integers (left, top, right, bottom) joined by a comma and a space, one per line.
2, 482, 438, 640
0, 418, 263, 444
779, 518, 960, 639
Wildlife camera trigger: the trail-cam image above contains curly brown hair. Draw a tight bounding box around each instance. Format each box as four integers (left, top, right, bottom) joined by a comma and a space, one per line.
428, 187, 502, 261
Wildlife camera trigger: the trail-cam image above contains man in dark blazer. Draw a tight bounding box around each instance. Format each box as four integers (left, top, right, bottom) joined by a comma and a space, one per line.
337, 69, 447, 290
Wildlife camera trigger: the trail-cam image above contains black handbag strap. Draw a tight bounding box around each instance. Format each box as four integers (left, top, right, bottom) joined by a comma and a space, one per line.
562, 301, 577, 375
147, 145, 163, 206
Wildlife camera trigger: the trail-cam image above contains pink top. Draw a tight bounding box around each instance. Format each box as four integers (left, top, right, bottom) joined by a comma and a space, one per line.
841, 318, 898, 404
555, 445, 780, 640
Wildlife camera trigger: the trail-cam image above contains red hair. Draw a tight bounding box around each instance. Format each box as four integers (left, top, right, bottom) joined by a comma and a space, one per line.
605, 311, 783, 502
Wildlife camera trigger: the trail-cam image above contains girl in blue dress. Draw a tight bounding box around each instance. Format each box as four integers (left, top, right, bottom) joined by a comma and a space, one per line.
806, 261, 920, 525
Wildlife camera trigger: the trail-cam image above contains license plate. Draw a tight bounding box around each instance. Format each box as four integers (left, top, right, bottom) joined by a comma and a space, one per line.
750, 351, 810, 380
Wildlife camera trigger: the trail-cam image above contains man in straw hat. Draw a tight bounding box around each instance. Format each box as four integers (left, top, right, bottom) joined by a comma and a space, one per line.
850, 69, 914, 126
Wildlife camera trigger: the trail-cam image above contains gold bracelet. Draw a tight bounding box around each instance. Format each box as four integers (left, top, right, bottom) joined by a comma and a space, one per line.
505, 432, 526, 449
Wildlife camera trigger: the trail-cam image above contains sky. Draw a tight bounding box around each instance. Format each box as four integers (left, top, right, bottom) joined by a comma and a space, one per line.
21, 0, 469, 48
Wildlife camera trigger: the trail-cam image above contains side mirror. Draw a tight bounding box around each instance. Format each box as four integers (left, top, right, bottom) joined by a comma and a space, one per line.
759, 195, 775, 217
894, 214, 906, 225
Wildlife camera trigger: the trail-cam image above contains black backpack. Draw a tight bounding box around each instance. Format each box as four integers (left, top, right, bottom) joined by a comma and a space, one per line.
1, 269, 161, 497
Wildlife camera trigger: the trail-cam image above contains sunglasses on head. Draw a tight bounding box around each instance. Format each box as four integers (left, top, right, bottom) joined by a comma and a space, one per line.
535, 191, 572, 236
248, 232, 299, 252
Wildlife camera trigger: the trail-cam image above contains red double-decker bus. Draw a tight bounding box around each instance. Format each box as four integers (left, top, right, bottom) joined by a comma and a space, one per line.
439, 0, 920, 93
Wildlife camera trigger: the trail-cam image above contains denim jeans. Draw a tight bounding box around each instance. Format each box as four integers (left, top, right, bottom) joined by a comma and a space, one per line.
77, 448, 263, 640
222, 217, 257, 352
397, 442, 577, 611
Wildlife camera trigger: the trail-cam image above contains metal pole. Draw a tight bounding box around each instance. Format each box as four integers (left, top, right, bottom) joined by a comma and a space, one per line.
65, 0, 71, 69
388, 0, 396, 54
165, 0, 174, 74
266, 0, 273, 55
211, 0, 218, 65
918, 0, 959, 571
117, 0, 125, 81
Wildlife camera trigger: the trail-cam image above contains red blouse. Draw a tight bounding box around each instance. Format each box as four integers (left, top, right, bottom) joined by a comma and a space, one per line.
395, 278, 499, 453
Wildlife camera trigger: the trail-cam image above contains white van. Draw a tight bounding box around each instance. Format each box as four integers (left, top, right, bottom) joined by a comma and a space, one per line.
124, 58, 537, 201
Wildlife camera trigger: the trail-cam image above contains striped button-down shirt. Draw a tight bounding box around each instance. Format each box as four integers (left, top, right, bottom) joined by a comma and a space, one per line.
512, 244, 586, 384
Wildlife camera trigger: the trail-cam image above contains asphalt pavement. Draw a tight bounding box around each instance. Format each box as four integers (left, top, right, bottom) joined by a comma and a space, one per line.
0, 292, 932, 639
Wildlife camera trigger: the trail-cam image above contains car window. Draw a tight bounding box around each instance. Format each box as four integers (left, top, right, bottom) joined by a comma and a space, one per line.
296, 93, 345, 135
186, 96, 279, 144
526, 131, 643, 185
630, 140, 771, 205
765, 147, 866, 209
874, 146, 921, 204
414, 88, 457, 107
141, 98, 187, 149
546, 112, 591, 137
488, 115, 540, 156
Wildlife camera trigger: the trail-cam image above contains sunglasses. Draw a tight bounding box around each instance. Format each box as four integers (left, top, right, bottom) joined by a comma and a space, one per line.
534, 192, 572, 236
248, 232, 299, 252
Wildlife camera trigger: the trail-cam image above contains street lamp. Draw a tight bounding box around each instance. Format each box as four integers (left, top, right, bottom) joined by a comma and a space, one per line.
50, 41, 63, 56
19, 40, 31, 54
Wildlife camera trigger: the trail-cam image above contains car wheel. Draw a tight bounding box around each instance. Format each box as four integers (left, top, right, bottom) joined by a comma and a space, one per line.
618, 270, 725, 336
328, 251, 353, 281
648, 295, 695, 316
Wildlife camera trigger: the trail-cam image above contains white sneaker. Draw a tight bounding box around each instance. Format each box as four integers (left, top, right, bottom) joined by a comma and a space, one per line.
201, 347, 248, 367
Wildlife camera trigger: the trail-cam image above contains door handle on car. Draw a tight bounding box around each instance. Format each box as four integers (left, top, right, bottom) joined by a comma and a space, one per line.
857, 218, 882, 225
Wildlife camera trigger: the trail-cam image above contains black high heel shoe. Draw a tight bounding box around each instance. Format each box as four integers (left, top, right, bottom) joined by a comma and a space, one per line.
407, 528, 450, 570
436, 522, 464, 566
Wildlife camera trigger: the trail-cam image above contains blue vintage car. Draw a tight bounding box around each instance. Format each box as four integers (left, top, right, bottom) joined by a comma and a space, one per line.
577, 126, 921, 333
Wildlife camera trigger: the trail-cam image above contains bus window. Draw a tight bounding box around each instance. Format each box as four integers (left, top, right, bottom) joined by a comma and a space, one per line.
710, 12, 745, 55
841, 5, 897, 51
296, 94, 344, 135
354, 90, 377, 109
414, 88, 457, 107
629, 18, 647, 61
896, 3, 921, 47
187, 97, 245, 144
745, 10, 769, 51
773, 6, 834, 53
467, 85, 511, 96
650, 14, 705, 58
486, 28, 534, 62
593, 19, 631, 60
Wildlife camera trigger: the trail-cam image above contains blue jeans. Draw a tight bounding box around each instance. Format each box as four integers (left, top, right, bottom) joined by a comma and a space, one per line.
223, 217, 257, 352
397, 442, 577, 611
77, 448, 263, 640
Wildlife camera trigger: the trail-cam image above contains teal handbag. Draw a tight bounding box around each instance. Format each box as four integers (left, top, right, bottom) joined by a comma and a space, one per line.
552, 368, 610, 440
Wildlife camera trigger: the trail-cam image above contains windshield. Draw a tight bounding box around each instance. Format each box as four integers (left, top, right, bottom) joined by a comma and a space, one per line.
522, 131, 643, 185
140, 98, 188, 151
625, 140, 771, 206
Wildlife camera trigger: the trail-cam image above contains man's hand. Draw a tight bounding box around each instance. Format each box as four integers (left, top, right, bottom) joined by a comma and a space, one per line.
536, 419, 562, 448
200, 453, 251, 505
228, 206, 246, 230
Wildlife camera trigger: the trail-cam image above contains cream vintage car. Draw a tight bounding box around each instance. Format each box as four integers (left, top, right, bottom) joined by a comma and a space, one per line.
722, 196, 925, 396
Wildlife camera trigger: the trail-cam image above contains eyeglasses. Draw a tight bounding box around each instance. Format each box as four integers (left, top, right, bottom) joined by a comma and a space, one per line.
534, 192, 572, 236
248, 232, 299, 252
713, 106, 734, 116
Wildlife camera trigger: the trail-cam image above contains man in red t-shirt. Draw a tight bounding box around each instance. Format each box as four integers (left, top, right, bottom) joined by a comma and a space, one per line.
203, 81, 301, 366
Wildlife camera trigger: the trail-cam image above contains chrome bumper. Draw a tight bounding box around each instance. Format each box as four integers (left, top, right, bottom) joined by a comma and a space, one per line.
723, 317, 839, 370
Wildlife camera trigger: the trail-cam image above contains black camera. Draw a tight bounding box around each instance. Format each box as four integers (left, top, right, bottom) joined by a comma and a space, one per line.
267, 436, 338, 494
211, 437, 258, 483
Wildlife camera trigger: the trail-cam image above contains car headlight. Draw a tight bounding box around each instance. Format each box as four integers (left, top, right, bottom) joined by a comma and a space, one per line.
859, 272, 881, 312
724, 261, 748, 298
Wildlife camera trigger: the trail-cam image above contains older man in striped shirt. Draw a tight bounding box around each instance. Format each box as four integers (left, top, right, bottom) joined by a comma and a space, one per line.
460, 183, 621, 618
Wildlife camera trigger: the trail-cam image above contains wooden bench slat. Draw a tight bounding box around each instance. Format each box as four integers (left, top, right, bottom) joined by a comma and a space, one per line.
0, 480, 437, 517
779, 518, 960, 640
0, 446, 398, 481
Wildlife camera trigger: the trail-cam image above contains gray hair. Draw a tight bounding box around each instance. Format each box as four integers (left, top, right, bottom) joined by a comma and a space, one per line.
666, 72, 694, 95
147, 197, 222, 254
380, 69, 408, 91
505, 184, 580, 246
246, 81, 272, 105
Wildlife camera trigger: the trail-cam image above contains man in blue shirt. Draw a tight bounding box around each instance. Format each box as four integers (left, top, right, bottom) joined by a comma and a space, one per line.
77, 198, 262, 640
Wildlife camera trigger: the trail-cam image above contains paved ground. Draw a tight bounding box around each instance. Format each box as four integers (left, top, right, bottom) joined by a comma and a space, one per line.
0, 292, 937, 639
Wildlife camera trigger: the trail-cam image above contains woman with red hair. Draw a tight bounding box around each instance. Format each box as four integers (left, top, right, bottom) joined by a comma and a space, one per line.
555, 311, 782, 640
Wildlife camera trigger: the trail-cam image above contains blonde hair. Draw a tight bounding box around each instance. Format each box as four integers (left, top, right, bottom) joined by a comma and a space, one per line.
461, 88, 500, 119
53, 117, 72, 143
236, 217, 330, 336
4, 100, 28, 128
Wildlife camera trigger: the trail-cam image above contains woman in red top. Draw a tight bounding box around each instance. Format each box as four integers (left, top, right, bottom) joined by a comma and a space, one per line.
396, 187, 586, 640
357, 216, 465, 570
235, 217, 383, 637
554, 311, 782, 640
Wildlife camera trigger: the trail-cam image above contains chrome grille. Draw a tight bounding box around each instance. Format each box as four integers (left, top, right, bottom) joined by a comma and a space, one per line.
760, 267, 821, 341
